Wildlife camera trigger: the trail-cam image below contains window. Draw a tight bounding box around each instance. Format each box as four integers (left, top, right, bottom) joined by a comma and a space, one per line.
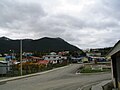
48, 57, 50, 59
53, 57, 56, 58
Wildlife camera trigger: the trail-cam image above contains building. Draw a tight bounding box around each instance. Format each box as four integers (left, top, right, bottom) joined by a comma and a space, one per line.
107, 40, 120, 89
88, 56, 106, 63
90, 47, 112, 56
22, 56, 42, 63
71, 57, 83, 63
86, 51, 107, 63
43, 52, 67, 64
86, 52, 101, 57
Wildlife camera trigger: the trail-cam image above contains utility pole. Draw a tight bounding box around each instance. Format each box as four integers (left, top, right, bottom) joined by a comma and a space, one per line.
20, 39, 22, 76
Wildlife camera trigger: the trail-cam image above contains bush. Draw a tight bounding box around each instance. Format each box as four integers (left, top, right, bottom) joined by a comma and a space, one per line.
8, 62, 68, 76
15, 62, 46, 74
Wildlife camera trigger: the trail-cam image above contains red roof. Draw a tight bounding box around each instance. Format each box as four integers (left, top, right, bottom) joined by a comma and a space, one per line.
37, 60, 49, 65
28, 56, 42, 59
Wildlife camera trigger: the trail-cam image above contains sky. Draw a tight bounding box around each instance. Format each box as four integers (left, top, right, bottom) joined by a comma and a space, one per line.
0, 0, 120, 49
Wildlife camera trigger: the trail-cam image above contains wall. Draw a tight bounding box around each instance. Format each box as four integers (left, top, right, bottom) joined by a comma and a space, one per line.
116, 52, 120, 90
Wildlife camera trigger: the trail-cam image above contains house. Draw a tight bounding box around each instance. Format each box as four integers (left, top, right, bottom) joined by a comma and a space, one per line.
28, 56, 42, 62
71, 57, 83, 63
58, 51, 69, 55
107, 40, 120, 89
88, 56, 106, 63
86, 52, 101, 57
43, 52, 67, 64
23, 56, 42, 62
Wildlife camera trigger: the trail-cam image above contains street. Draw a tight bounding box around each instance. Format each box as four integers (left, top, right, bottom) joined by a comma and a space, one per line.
0, 64, 111, 90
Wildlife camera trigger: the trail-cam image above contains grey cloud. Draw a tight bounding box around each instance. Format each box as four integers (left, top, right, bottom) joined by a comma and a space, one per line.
54, 14, 86, 29
52, 13, 119, 32
104, 0, 120, 12
0, 0, 120, 49
0, 0, 46, 30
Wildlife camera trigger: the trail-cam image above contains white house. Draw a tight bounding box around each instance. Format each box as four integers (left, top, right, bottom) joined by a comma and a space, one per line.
43, 52, 67, 64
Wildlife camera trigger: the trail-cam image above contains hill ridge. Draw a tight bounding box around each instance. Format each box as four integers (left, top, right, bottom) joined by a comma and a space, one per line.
0, 37, 81, 53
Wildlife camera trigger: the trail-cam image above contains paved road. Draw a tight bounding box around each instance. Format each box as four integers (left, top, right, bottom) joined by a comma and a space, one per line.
0, 64, 111, 90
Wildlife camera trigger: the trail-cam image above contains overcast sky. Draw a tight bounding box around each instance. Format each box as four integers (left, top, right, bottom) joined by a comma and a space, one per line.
0, 0, 120, 49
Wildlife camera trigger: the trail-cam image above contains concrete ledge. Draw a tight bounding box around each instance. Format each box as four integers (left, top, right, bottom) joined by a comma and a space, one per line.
0, 65, 69, 83
91, 80, 113, 90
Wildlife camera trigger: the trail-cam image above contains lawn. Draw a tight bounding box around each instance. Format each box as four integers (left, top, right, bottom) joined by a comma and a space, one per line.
0, 57, 5, 61
79, 64, 111, 73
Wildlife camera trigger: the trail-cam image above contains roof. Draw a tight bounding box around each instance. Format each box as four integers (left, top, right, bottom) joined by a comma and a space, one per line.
29, 56, 42, 59
0, 61, 7, 64
107, 40, 120, 57
44, 55, 61, 57
37, 60, 49, 65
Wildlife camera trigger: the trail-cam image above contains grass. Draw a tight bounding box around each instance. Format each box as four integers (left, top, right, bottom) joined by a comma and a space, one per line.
0, 57, 5, 61
80, 65, 111, 73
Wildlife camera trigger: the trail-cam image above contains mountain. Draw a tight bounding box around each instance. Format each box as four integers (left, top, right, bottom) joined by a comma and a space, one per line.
0, 37, 81, 53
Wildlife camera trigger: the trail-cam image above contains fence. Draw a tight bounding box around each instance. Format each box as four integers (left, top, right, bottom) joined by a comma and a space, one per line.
0, 63, 68, 77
